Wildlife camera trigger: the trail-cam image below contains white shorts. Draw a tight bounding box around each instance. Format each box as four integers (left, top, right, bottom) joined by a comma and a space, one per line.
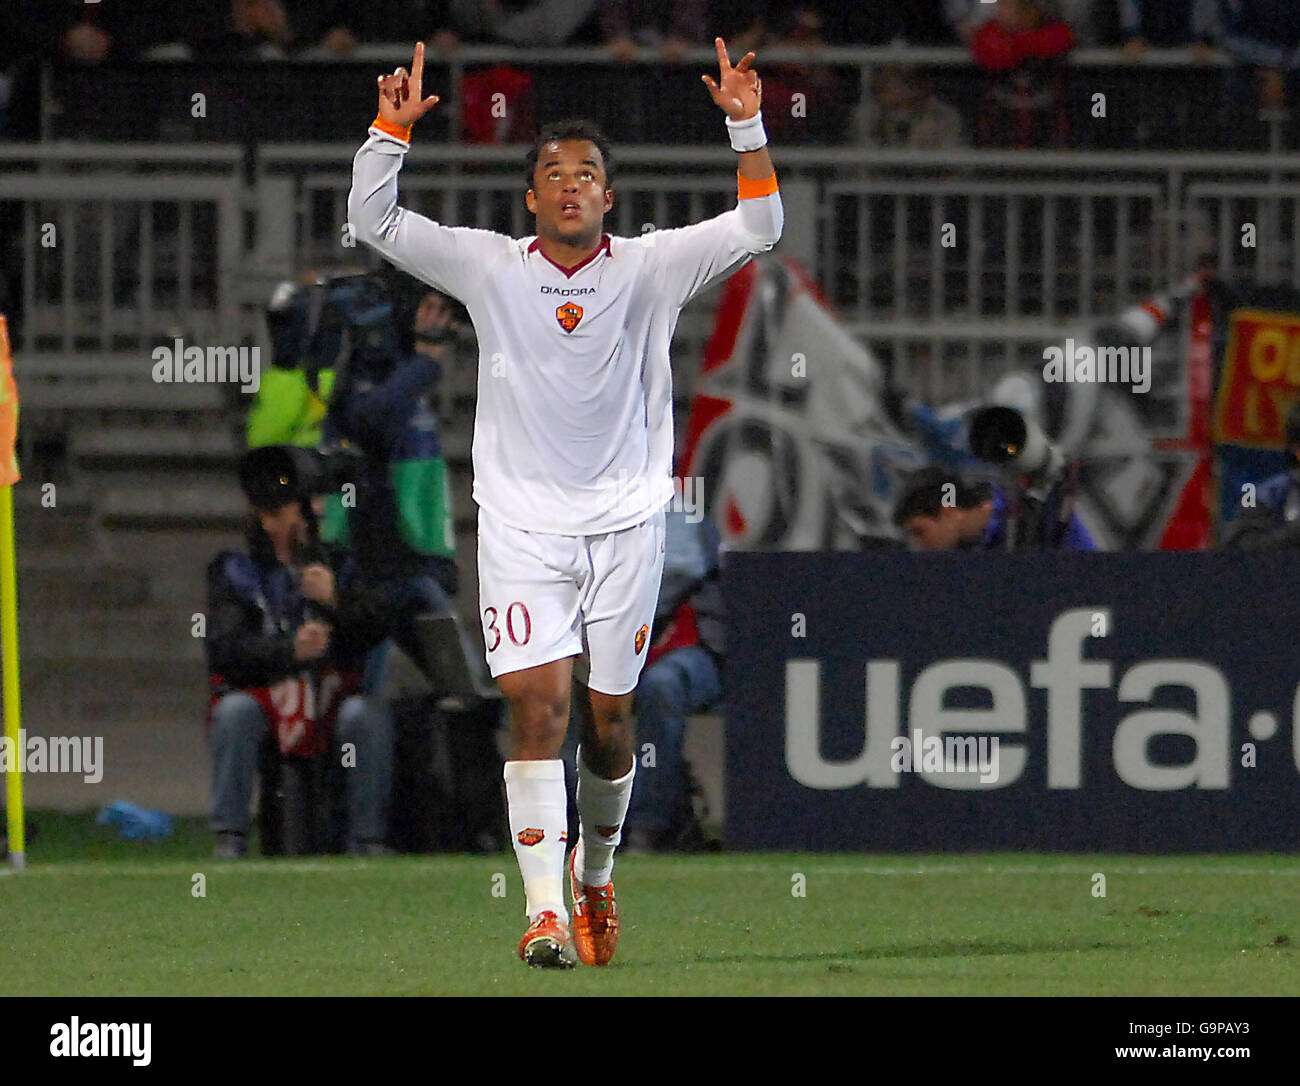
476, 505, 666, 696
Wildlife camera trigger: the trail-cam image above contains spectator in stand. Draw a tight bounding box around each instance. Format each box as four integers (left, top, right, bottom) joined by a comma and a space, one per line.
1116, 0, 1218, 149
284, 1, 366, 56
850, 65, 967, 149
1119, 0, 1217, 54
188, 0, 297, 59
720, 1, 951, 47
0, 3, 48, 139
286, 2, 460, 56
1214, 0, 1300, 143
736, 3, 847, 143
949, 0, 1097, 46
601, 1, 707, 63
39, 0, 183, 63
1222, 403, 1300, 548
400, 1, 463, 56
448, 0, 601, 47
971, 0, 1076, 148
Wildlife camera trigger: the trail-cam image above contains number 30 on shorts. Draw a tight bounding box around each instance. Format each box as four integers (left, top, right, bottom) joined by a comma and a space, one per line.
483, 602, 532, 651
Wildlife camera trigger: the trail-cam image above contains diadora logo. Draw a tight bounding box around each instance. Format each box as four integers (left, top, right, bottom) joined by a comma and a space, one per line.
556, 302, 583, 333
540, 285, 596, 296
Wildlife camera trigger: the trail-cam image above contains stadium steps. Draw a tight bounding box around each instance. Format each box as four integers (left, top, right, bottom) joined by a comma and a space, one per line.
16, 559, 150, 611
14, 481, 103, 557
69, 425, 241, 466
98, 482, 246, 530
21, 656, 207, 725
25, 608, 206, 661
20, 380, 228, 414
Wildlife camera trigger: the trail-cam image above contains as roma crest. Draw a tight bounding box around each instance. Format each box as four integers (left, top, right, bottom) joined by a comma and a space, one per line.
634, 623, 649, 655
556, 302, 583, 334
517, 828, 545, 847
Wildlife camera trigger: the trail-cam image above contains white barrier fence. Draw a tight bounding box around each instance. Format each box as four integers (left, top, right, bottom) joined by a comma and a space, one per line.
5, 143, 1300, 400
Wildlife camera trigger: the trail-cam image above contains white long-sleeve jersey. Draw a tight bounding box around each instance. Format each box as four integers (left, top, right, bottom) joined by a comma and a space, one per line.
348, 127, 783, 536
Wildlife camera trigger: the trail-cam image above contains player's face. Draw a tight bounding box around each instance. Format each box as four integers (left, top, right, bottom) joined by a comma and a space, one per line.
527, 140, 613, 243
903, 511, 963, 551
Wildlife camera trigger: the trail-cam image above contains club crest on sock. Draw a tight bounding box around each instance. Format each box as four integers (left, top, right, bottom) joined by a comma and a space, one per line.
596, 823, 621, 838
517, 827, 545, 847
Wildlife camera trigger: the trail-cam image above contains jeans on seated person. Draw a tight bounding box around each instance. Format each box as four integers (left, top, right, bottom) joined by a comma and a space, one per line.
625, 646, 722, 836
209, 690, 395, 849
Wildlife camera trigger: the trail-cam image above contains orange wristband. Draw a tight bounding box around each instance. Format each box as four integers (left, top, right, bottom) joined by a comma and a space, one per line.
737, 171, 779, 199
371, 114, 413, 144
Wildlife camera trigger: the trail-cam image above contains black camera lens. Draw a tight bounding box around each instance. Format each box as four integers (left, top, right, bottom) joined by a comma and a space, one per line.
969, 406, 1028, 466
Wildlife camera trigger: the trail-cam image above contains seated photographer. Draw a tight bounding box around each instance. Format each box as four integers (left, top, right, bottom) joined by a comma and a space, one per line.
1222, 403, 1300, 549
893, 465, 1096, 551
205, 445, 394, 859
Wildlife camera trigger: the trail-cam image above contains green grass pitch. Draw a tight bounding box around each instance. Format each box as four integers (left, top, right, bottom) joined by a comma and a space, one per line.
2, 812, 1298, 996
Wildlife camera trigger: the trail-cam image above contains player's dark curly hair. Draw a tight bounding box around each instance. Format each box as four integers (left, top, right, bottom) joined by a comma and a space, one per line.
525, 119, 614, 190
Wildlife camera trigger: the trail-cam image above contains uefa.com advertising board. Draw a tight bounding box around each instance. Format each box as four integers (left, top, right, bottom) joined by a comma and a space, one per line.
723, 551, 1300, 851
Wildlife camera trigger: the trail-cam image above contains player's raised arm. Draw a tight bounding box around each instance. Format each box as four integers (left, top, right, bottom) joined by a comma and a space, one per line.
376, 39, 442, 135
347, 42, 510, 302
642, 37, 783, 309
701, 36, 776, 189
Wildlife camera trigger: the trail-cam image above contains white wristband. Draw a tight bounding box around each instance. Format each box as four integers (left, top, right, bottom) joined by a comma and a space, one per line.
726, 111, 766, 153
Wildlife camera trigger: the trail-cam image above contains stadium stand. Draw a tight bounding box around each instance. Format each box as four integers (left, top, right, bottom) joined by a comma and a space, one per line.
7, 12, 1300, 815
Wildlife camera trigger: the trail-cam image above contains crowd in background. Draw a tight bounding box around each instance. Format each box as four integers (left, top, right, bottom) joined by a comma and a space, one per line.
0, 1, 1293, 60
2, 2, 1299, 148
0, 2, 1291, 58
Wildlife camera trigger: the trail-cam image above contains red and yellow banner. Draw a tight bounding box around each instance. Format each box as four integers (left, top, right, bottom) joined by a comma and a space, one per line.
0, 316, 18, 485
1213, 309, 1300, 448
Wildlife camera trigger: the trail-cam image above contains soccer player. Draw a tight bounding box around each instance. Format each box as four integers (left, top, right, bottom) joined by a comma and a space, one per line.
348, 38, 782, 967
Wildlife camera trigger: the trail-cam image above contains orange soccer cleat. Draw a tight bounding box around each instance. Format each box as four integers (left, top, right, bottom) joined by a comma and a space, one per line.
569, 849, 619, 966
518, 910, 577, 968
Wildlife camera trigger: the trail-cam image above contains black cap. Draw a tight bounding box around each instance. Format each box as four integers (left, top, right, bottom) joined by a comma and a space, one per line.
237, 445, 303, 511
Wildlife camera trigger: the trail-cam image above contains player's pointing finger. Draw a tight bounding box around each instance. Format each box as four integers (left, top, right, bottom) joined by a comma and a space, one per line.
715, 37, 731, 71
411, 40, 424, 88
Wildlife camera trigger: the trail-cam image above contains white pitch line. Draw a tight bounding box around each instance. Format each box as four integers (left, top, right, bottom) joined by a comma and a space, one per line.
0, 860, 391, 878
2, 861, 1298, 879
706, 864, 1300, 877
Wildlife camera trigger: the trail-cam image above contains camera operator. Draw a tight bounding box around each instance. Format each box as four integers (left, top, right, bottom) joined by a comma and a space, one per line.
893, 465, 1096, 551
205, 445, 395, 858
320, 275, 467, 667
1222, 402, 1300, 549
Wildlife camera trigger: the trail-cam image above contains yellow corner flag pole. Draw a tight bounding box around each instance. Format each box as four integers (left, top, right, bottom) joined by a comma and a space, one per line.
0, 315, 23, 872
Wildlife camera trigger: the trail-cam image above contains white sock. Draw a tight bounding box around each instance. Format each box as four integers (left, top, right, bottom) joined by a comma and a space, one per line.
503, 759, 569, 923
574, 746, 635, 887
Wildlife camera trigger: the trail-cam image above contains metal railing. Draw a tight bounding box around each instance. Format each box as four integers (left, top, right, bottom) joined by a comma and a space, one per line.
0, 145, 245, 359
